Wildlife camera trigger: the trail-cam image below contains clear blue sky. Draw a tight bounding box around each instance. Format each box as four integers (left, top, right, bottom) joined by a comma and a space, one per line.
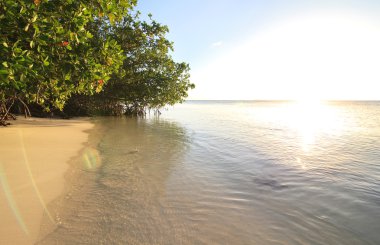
136, 1, 380, 100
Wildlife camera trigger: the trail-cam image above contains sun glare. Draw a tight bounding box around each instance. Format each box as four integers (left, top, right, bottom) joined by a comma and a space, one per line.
190, 11, 380, 100
248, 100, 344, 153
285, 100, 344, 152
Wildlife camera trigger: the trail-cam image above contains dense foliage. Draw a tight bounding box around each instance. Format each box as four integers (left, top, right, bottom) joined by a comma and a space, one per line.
64, 13, 194, 116
0, 0, 193, 125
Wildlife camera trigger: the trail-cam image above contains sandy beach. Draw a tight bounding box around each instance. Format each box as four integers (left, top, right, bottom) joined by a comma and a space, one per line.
0, 117, 93, 245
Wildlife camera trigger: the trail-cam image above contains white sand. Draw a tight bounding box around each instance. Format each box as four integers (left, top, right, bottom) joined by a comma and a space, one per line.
0, 117, 93, 244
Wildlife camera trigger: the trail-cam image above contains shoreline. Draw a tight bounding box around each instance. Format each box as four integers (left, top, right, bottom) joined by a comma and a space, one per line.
36, 118, 106, 244
0, 117, 94, 244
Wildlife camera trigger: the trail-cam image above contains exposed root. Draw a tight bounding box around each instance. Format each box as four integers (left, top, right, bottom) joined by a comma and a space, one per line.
0, 96, 30, 126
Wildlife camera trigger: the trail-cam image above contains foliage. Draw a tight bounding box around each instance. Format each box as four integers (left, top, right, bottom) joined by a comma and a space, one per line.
64, 13, 194, 116
0, 1, 194, 124
0, 0, 136, 124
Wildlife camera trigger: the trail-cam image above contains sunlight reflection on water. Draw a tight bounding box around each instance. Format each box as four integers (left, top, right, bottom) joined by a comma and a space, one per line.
243, 101, 346, 153
39, 101, 380, 245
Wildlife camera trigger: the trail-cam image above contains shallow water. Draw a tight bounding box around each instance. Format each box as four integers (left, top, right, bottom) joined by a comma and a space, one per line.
40, 101, 380, 244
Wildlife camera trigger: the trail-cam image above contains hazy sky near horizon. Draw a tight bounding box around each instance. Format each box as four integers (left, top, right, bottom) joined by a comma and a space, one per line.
137, 1, 380, 100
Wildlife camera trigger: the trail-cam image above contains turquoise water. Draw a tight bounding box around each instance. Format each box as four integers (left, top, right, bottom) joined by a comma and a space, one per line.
40, 101, 380, 244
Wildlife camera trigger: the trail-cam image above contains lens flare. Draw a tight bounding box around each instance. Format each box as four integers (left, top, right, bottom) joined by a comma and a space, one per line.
0, 162, 29, 235
18, 130, 54, 223
82, 147, 101, 170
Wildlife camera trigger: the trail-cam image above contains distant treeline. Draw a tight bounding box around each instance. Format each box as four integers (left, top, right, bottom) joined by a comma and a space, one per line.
0, 0, 194, 125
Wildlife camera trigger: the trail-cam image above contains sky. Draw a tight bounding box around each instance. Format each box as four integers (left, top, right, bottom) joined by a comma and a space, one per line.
136, 0, 380, 100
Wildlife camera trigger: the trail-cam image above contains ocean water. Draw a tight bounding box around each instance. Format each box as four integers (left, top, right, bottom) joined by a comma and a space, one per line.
39, 101, 380, 244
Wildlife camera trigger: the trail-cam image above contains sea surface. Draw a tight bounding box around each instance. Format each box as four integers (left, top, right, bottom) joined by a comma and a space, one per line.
40, 101, 380, 244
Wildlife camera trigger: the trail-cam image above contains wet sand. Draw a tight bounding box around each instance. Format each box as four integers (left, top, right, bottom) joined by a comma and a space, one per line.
0, 117, 93, 244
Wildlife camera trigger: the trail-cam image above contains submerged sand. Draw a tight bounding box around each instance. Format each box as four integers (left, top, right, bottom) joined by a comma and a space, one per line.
0, 117, 93, 245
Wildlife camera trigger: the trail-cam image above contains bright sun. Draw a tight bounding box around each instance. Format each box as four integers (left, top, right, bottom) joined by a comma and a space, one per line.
191, 11, 380, 100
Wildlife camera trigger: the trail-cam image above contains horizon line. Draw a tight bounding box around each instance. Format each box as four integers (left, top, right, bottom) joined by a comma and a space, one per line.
185, 99, 380, 102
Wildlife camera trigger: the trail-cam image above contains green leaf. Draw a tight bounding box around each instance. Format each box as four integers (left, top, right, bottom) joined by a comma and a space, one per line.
31, 14, 38, 23
20, 73, 25, 82
24, 23, 30, 32
64, 73, 71, 80
108, 13, 115, 24
86, 31, 93, 38
70, 32, 75, 41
